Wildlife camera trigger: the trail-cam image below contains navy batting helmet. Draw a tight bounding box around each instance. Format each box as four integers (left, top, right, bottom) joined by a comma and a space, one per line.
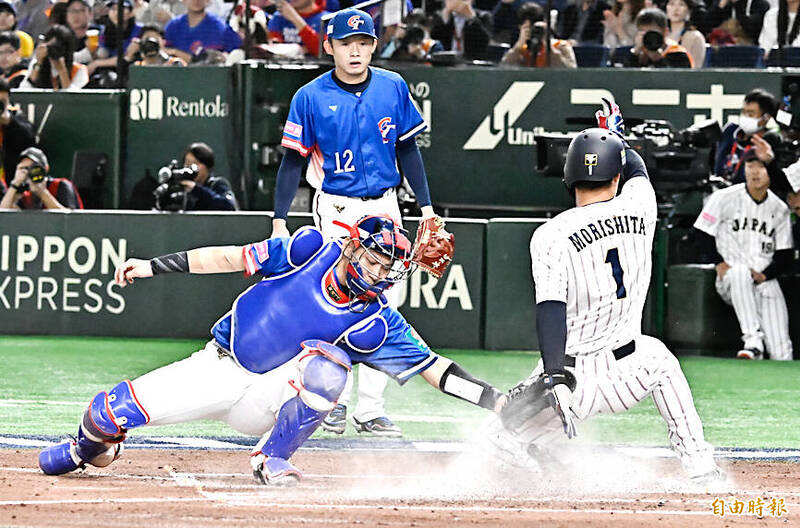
563, 128, 626, 191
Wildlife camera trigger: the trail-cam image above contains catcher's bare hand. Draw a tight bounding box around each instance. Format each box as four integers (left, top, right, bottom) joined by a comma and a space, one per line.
114, 258, 153, 287
412, 216, 455, 279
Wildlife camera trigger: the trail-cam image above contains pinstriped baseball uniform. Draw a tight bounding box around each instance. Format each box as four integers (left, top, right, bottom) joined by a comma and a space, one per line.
694, 183, 794, 360
524, 174, 717, 477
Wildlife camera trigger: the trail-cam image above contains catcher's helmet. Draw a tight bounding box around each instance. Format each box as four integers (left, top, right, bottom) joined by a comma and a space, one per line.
333, 215, 413, 307
563, 128, 626, 191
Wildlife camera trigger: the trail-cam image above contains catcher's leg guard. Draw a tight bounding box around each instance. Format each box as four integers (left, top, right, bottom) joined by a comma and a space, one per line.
252, 340, 350, 485
39, 380, 149, 475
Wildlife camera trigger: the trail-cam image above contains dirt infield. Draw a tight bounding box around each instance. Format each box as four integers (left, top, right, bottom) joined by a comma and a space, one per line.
0, 448, 797, 527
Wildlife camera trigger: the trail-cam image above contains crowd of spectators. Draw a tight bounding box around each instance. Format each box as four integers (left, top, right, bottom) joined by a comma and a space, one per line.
0, 0, 795, 76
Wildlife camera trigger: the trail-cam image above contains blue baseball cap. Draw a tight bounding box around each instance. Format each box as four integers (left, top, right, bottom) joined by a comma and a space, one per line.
326, 9, 376, 40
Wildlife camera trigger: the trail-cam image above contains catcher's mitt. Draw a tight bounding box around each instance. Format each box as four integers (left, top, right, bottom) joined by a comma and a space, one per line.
412, 216, 455, 279
500, 370, 577, 438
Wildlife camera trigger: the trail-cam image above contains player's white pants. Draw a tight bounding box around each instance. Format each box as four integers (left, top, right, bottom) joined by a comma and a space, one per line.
131, 341, 301, 436
313, 188, 403, 421
519, 335, 717, 477
716, 264, 793, 360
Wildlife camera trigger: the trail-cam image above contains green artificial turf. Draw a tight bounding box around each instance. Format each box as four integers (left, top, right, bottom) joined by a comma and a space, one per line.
1, 336, 798, 448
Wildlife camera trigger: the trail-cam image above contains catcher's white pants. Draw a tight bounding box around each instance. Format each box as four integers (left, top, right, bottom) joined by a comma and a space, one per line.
519, 335, 717, 477
313, 188, 403, 422
131, 341, 300, 436
715, 265, 793, 360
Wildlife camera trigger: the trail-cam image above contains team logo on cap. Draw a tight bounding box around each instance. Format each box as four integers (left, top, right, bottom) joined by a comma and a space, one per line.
378, 117, 396, 144
348, 15, 365, 29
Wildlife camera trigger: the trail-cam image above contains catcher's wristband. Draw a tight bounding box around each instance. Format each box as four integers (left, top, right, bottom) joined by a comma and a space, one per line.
150, 251, 189, 275
439, 362, 501, 410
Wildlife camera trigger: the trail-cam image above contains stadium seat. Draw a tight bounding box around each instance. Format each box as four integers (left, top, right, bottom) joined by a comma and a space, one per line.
765, 47, 800, 67
573, 45, 609, 67
610, 46, 633, 67
707, 45, 765, 68
487, 43, 511, 63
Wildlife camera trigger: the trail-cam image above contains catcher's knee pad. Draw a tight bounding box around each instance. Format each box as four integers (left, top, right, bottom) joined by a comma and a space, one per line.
287, 227, 324, 267
295, 340, 351, 412
82, 380, 150, 443
256, 342, 351, 461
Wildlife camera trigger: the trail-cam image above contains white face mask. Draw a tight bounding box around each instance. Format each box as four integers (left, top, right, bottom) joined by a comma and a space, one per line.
738, 114, 762, 134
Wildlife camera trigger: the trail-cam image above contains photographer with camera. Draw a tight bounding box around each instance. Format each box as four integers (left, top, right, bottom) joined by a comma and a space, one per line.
629, 7, 693, 67
153, 142, 238, 211
501, 2, 576, 67
0, 78, 35, 188
125, 24, 187, 66
21, 24, 88, 90
0, 147, 83, 209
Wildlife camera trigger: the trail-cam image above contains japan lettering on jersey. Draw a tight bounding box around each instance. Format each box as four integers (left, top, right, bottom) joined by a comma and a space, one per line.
531, 156, 656, 355
281, 67, 427, 197
693, 183, 793, 271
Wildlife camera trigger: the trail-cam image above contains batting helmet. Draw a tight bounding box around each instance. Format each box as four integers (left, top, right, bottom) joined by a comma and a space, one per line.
333, 215, 413, 306
563, 128, 626, 191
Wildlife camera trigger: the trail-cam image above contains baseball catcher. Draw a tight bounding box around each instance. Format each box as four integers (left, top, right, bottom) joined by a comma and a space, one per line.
38, 215, 502, 486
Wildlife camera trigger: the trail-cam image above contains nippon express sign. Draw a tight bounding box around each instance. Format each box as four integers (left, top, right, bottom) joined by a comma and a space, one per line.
129, 88, 230, 120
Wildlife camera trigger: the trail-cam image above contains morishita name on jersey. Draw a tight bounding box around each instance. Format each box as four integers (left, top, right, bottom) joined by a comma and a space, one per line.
730, 216, 776, 237
568, 215, 647, 252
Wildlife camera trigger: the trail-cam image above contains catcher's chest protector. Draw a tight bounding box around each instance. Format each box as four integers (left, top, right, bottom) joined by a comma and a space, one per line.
230, 242, 385, 374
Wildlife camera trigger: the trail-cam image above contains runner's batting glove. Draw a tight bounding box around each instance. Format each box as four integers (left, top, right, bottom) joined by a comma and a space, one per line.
596, 97, 624, 136
543, 371, 577, 439
412, 216, 455, 279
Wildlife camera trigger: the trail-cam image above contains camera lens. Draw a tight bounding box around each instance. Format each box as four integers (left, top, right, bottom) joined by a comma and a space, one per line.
642, 30, 664, 52
141, 38, 159, 56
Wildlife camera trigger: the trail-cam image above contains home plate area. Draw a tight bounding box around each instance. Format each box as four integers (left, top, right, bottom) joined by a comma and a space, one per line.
0, 438, 798, 527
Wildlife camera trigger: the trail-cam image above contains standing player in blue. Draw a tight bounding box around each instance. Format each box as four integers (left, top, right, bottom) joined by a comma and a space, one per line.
272, 8, 454, 437
37, 216, 498, 485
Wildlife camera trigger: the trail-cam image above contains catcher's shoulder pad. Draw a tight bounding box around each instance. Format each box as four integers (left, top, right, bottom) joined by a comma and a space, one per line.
344, 314, 388, 353
287, 227, 324, 268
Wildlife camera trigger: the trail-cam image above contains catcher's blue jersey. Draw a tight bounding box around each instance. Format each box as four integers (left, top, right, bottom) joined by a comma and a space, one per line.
280, 67, 427, 197
211, 230, 434, 383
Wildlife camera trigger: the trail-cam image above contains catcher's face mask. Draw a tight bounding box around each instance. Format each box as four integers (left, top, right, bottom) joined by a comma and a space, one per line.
333, 216, 413, 308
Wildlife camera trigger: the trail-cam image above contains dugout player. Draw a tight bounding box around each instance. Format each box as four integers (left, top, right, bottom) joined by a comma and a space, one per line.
38, 216, 500, 485
272, 8, 449, 437
694, 150, 794, 360
495, 104, 724, 484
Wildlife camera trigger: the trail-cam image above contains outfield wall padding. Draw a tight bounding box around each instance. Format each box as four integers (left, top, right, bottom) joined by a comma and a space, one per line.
0, 211, 484, 349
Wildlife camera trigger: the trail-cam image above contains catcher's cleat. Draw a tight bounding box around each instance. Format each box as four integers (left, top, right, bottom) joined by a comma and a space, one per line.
251, 454, 301, 487
39, 440, 84, 475
39, 438, 124, 476
321, 404, 347, 434
736, 348, 763, 360
353, 416, 402, 437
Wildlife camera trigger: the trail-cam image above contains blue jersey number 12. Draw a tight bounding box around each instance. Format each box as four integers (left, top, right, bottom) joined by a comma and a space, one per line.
605, 247, 627, 299
334, 149, 355, 174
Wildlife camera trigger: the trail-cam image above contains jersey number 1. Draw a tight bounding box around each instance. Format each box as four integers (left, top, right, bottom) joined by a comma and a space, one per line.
605, 248, 627, 299
333, 149, 355, 174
